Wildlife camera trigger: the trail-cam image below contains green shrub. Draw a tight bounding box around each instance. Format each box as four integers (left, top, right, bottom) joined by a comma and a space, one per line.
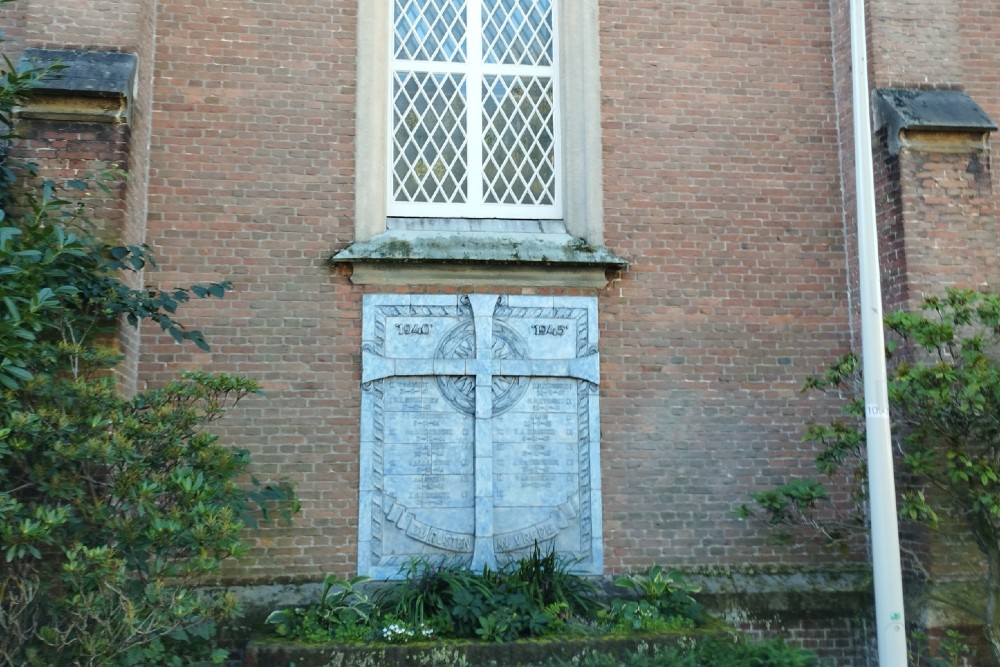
0, 301, 297, 666
266, 575, 375, 643
502, 544, 601, 619
737, 288, 1000, 662
270, 548, 603, 644
599, 600, 696, 633
380, 549, 600, 642
0, 36, 298, 665
609, 566, 705, 629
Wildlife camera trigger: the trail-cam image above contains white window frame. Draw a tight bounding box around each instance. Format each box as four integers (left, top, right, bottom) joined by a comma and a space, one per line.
355, 0, 604, 244
387, 0, 562, 220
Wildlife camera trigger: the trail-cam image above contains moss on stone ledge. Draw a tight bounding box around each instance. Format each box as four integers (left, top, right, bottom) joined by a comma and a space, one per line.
245, 630, 725, 667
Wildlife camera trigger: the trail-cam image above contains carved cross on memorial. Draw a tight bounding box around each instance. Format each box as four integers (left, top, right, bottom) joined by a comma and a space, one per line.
358, 294, 603, 578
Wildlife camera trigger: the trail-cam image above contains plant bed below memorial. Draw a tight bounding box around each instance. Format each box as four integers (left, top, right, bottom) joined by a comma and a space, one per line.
245, 556, 827, 666
244, 630, 828, 667
244, 631, 716, 667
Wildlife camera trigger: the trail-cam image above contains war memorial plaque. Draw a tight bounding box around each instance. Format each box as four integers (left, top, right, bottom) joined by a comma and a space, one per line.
358, 294, 603, 578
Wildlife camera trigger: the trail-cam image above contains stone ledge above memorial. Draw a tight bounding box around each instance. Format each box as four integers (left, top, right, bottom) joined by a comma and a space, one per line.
875, 88, 998, 155
329, 224, 628, 288
15, 49, 137, 124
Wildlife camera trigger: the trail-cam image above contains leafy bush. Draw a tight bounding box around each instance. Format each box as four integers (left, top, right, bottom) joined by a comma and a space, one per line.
270, 548, 602, 644
260, 559, 831, 665
737, 289, 1000, 662
503, 544, 601, 619
268, 556, 720, 646
909, 629, 972, 667
377, 559, 493, 636
266, 575, 375, 643
380, 548, 601, 642
600, 600, 697, 633
375, 559, 552, 642
0, 37, 298, 666
608, 566, 705, 629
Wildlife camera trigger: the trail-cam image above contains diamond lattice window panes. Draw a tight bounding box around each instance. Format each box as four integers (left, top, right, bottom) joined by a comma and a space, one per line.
388, 0, 561, 219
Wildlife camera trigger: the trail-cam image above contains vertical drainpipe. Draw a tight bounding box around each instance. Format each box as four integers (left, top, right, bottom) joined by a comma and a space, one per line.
849, 0, 908, 664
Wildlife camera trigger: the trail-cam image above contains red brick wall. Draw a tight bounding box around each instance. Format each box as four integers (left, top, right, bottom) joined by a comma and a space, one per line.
872, 129, 908, 311
6, 123, 128, 229
140, 0, 363, 578
115, 0, 159, 395
866, 0, 1000, 306
896, 135, 999, 304
848, 0, 1000, 658
5, 0, 143, 51
597, 0, 853, 573
145, 0, 857, 579
4, 120, 132, 384
870, 0, 963, 89
741, 616, 871, 666
4, 0, 862, 583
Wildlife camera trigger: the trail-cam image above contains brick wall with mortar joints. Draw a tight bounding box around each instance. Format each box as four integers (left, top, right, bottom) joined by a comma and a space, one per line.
872, 4, 1000, 587
4, 118, 134, 382
0, 2, 27, 59
864, 0, 1000, 309
141, 0, 365, 581
897, 142, 1000, 300
597, 0, 857, 577
5, 122, 128, 230
740, 616, 872, 667
827, 0, 862, 356
7, 0, 1000, 661
5, 0, 864, 586
959, 0, 1000, 247
144, 0, 859, 579
116, 0, 160, 394
4, 0, 143, 52
869, 0, 962, 90
872, 130, 907, 312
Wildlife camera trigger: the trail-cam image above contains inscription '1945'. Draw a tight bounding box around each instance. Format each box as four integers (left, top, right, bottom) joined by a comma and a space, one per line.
531, 324, 567, 336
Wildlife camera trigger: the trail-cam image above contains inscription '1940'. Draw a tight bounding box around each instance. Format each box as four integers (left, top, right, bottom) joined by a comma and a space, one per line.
396, 323, 432, 335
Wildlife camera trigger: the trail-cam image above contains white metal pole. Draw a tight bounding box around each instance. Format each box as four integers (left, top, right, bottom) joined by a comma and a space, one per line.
849, 0, 908, 664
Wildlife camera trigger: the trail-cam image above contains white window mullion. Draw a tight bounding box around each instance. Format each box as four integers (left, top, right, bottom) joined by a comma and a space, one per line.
466, 0, 484, 213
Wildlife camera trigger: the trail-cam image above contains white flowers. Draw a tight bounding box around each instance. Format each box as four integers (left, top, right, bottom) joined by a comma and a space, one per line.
380, 622, 434, 643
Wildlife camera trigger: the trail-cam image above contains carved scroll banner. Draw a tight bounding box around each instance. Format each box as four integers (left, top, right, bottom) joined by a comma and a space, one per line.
358, 294, 603, 578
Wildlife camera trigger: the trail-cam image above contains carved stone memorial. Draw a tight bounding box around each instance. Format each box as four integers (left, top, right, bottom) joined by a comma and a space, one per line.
358, 294, 603, 578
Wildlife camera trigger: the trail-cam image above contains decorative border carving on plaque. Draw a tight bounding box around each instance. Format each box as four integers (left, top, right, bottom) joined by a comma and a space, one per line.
358, 294, 603, 578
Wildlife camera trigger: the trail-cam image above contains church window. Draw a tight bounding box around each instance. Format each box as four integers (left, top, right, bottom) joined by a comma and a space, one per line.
388, 0, 560, 219
351, 0, 612, 270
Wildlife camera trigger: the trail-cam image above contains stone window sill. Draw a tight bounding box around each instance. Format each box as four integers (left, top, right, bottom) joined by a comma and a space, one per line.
329, 229, 627, 288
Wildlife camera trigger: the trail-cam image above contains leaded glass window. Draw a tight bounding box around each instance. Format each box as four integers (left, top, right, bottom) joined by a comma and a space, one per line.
389, 0, 561, 218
